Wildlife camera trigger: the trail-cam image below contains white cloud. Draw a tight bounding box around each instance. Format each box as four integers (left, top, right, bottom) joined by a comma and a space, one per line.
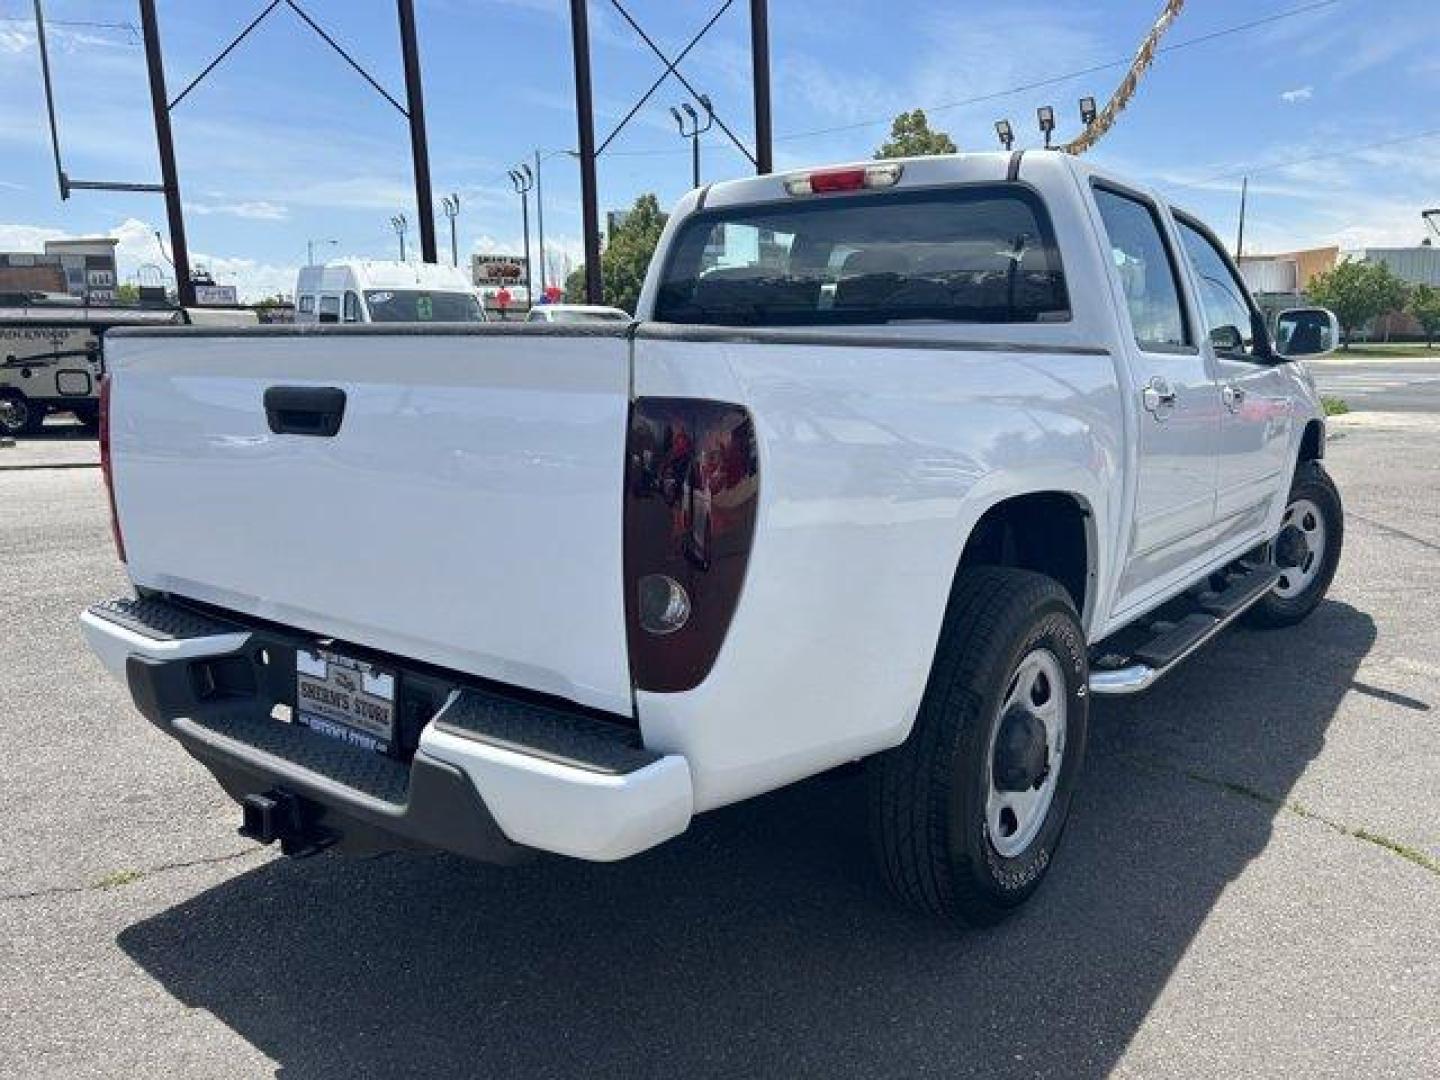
185, 200, 290, 221
0, 217, 296, 302
1280, 86, 1314, 103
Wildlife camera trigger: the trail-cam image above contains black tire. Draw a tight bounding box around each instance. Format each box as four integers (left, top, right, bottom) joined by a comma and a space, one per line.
868, 567, 1089, 926
1245, 460, 1344, 628
0, 393, 43, 437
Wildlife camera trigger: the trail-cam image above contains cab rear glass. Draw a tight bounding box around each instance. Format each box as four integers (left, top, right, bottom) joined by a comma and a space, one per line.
654, 184, 1069, 327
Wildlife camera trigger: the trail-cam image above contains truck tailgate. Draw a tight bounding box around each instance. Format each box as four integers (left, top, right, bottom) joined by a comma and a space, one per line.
106, 326, 634, 715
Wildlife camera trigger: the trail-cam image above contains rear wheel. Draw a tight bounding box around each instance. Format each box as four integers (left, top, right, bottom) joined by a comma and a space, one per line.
868, 567, 1088, 926
1246, 460, 1343, 628
0, 393, 43, 437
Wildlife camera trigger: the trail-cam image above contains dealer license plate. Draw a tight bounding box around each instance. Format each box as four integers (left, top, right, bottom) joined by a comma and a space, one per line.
295, 647, 396, 753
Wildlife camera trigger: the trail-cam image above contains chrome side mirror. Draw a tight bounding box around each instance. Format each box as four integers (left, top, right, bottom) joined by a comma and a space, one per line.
1275, 307, 1339, 358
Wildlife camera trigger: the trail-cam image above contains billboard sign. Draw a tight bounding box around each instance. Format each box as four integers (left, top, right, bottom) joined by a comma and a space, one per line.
472, 254, 528, 287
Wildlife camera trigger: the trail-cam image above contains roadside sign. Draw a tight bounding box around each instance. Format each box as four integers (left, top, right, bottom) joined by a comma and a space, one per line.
193, 284, 239, 306
472, 254, 527, 287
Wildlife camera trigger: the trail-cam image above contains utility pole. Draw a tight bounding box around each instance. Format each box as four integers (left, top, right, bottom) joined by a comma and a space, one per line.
509, 167, 534, 304
137, 0, 194, 306
397, 0, 436, 263
440, 194, 460, 267
534, 150, 547, 294
569, 0, 602, 303
750, 0, 772, 174
391, 214, 408, 261
1236, 175, 1248, 257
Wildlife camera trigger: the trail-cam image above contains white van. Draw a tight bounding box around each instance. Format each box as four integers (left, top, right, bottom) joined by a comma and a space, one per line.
294, 260, 486, 325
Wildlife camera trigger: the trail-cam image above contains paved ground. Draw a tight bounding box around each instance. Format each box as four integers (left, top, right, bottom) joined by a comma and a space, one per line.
1309, 351, 1440, 412
1, 413, 1437, 1078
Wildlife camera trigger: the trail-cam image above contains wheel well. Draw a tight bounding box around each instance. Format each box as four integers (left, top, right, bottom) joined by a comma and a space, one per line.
958, 493, 1091, 617
1299, 419, 1324, 462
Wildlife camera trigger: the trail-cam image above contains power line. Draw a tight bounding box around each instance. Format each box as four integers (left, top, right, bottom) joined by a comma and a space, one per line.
598, 0, 1341, 159
1168, 127, 1440, 190
774, 0, 1341, 144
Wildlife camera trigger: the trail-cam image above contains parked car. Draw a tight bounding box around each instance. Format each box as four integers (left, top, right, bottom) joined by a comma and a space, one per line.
83, 151, 1343, 925
294, 259, 486, 325
526, 303, 632, 323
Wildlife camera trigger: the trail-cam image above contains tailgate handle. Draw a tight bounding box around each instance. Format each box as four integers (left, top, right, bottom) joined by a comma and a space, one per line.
264, 386, 347, 437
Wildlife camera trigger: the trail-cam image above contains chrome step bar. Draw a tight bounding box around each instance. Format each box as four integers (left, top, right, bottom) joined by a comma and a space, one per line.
1088, 568, 1280, 696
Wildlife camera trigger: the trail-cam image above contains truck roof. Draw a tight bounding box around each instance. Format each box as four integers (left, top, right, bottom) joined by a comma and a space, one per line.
296, 259, 474, 294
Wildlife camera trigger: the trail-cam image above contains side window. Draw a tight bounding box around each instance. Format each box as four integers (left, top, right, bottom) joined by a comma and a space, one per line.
318, 295, 340, 324
297, 294, 315, 315
1176, 218, 1263, 359
1093, 187, 1188, 351
343, 291, 362, 323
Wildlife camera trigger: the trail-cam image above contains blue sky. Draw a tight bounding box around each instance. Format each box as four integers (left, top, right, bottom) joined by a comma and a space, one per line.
1, 0, 1436, 299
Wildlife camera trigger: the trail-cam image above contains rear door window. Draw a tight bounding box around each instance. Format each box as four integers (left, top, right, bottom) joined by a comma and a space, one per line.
654, 185, 1068, 326
1092, 186, 1189, 352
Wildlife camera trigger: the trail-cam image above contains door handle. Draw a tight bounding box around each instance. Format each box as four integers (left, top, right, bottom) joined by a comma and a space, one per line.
1141, 377, 1177, 419
264, 386, 347, 437
1222, 384, 1247, 412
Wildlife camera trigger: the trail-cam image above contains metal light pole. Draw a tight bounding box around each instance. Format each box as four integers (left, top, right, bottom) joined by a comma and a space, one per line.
670, 96, 714, 189
137, 0, 194, 306
749, 0, 772, 174
307, 238, 337, 266
569, 0, 602, 303
396, 0, 436, 263
509, 167, 535, 305
440, 193, 460, 267
391, 214, 408, 261
534, 150, 547, 294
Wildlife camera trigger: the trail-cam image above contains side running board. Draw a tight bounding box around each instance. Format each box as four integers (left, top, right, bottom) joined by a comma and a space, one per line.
1089, 565, 1280, 696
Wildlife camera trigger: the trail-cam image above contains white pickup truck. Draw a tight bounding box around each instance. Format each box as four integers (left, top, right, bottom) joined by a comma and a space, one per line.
82, 151, 1343, 925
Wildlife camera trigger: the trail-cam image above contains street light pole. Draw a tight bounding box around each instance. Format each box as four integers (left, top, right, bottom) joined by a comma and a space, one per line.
307, 238, 337, 266
440, 193, 460, 267
534, 149, 546, 294
509, 167, 535, 305
670, 96, 714, 189
391, 214, 408, 261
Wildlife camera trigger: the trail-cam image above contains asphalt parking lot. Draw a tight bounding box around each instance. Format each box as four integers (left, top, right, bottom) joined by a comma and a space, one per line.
2, 404, 1437, 1078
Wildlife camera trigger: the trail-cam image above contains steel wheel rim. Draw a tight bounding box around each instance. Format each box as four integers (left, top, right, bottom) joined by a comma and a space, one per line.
1275, 497, 1326, 599
984, 648, 1067, 860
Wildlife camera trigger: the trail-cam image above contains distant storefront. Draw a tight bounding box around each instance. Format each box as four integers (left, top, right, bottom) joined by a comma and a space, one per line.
0, 238, 120, 304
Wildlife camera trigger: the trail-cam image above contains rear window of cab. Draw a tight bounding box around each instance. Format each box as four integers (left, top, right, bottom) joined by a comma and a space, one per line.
654, 184, 1069, 327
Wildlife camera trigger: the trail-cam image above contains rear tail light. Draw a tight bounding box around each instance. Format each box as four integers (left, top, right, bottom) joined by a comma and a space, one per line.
98, 374, 126, 563
624, 398, 758, 693
783, 162, 903, 196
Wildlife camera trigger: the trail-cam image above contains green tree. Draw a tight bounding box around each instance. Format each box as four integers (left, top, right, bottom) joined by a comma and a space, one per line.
114, 282, 140, 302
1305, 258, 1409, 348
1406, 282, 1440, 348
875, 109, 957, 159
564, 193, 668, 313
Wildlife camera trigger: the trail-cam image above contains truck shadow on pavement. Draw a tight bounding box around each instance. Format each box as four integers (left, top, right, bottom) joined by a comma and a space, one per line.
119, 600, 1376, 1079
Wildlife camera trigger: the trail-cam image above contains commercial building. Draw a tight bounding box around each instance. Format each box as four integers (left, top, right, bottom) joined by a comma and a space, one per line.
0, 238, 120, 303
1342, 245, 1440, 288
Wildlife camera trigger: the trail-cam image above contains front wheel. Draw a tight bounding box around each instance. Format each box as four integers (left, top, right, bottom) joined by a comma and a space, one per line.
868, 567, 1089, 926
1245, 460, 1344, 628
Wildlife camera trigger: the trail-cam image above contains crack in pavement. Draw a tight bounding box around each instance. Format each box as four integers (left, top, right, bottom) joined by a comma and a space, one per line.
1120, 752, 1439, 876
1349, 511, 1440, 555
1, 847, 267, 904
